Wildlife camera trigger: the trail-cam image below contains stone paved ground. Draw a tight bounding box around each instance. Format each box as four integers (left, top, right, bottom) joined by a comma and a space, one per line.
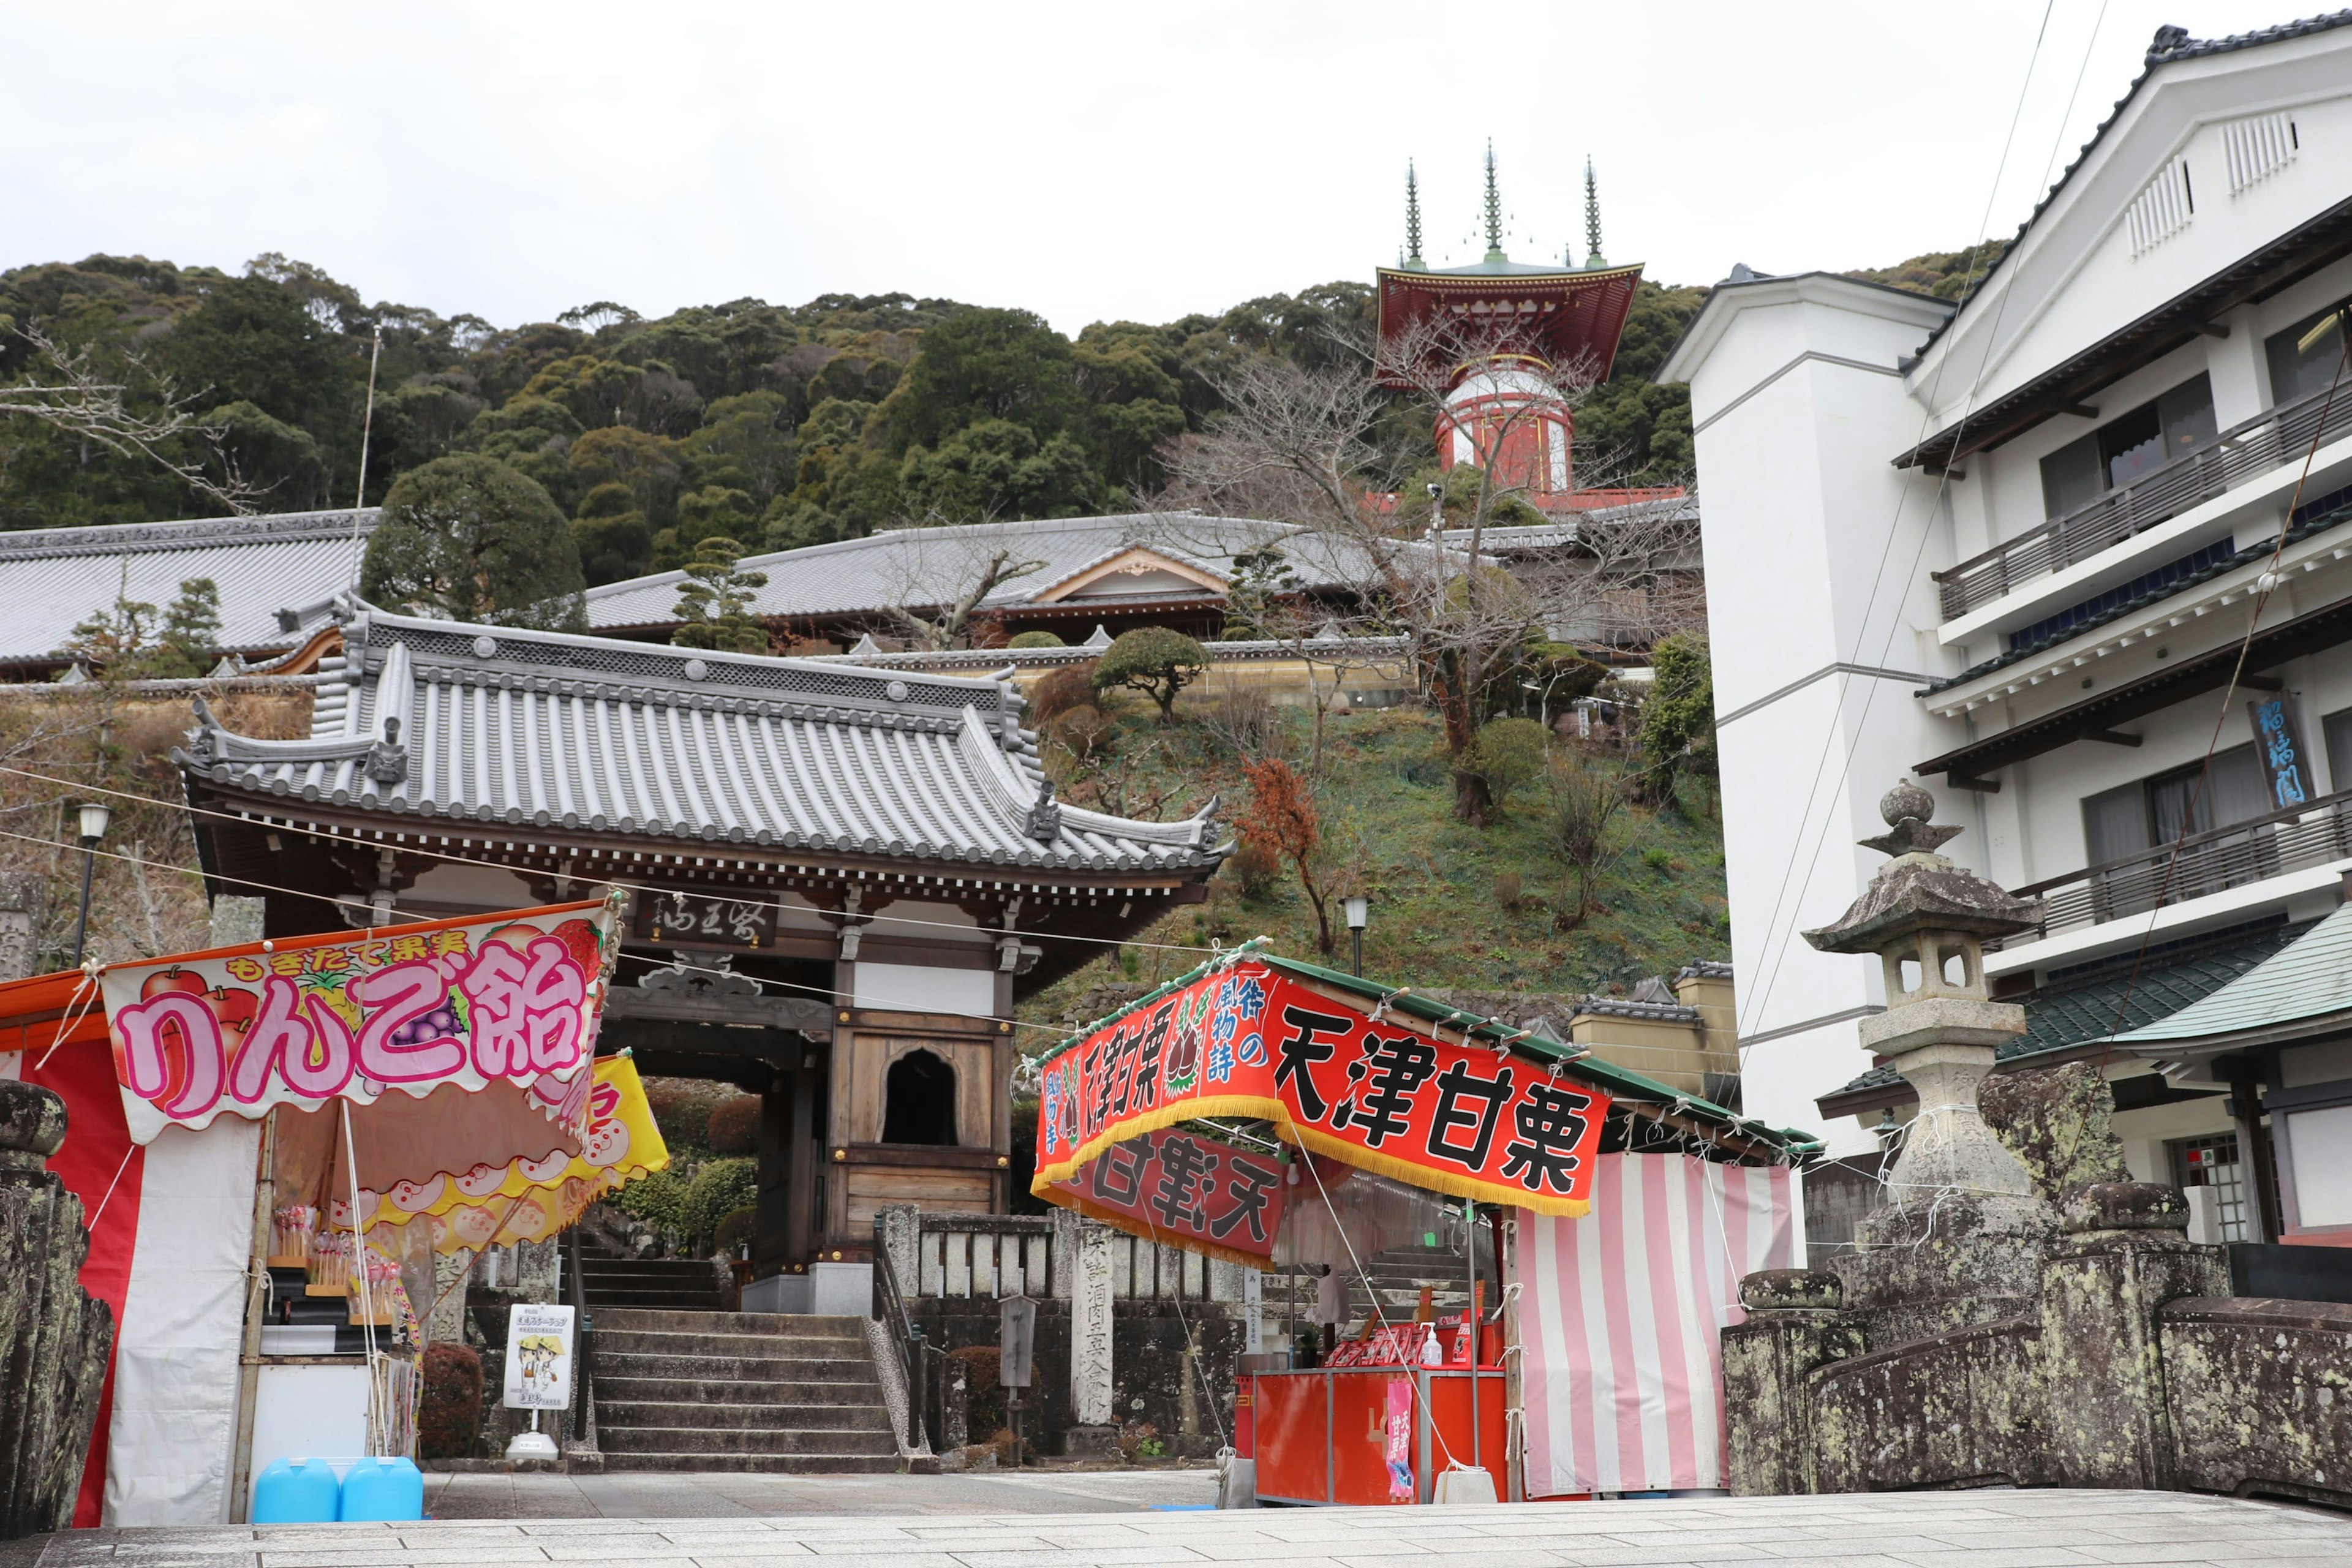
28, 1485, 2352, 1568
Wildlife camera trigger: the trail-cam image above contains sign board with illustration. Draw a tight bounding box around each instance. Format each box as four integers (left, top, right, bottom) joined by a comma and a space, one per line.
503, 1303, 576, 1410
96, 901, 617, 1144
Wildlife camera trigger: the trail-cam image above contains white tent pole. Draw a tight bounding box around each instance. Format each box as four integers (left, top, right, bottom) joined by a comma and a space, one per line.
341, 1098, 382, 1452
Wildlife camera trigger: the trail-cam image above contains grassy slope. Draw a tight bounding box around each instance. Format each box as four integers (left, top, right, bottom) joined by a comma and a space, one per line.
1015, 701, 1728, 1042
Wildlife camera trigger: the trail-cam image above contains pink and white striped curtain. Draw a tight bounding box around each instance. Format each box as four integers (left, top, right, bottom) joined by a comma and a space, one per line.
1513, 1153, 1801, 1496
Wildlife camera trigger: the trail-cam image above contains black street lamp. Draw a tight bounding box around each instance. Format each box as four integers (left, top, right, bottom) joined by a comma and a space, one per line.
69, 801, 111, 969
1343, 895, 1369, 978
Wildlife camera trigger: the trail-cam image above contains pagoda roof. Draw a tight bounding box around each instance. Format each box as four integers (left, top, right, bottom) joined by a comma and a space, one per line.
1375, 262, 1646, 388
179, 606, 1224, 876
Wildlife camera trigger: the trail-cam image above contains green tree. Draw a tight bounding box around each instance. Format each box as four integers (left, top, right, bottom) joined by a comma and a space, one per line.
134, 577, 225, 679
204, 401, 330, 510
884, 307, 1086, 455
671, 536, 770, 653
360, 454, 587, 630
1007, 630, 1064, 649
681, 391, 797, 507
665, 484, 756, 564
568, 424, 683, 529
1635, 633, 1716, 809
62, 582, 157, 674
1460, 717, 1549, 815
1093, 627, 1207, 723
899, 419, 1097, 521
572, 482, 652, 586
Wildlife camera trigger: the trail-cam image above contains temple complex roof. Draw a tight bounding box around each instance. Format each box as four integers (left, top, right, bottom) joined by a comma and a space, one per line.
0, 509, 377, 676
181, 606, 1224, 876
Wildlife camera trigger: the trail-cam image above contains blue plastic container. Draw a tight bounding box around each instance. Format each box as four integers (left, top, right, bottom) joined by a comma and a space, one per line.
339, 1456, 424, 1521
252, 1457, 340, 1523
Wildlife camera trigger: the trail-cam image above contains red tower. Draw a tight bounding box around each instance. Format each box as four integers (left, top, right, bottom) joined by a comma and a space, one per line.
1376, 151, 1671, 511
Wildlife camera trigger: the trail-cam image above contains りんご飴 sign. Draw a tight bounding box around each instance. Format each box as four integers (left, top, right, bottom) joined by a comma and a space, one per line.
97, 901, 616, 1144
1031, 958, 1610, 1216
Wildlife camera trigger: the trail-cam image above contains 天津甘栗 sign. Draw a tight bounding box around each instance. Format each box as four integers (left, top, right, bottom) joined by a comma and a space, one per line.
1031, 959, 1611, 1216
98, 902, 616, 1144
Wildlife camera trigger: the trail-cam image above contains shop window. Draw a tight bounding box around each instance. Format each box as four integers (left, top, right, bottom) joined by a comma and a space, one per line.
2267, 305, 2348, 405
2169, 1133, 2250, 1242
2040, 373, 2217, 517
881, 1049, 957, 1145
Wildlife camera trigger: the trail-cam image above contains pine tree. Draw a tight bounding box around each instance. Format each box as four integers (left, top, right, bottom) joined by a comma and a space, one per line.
671, 536, 770, 654
141, 578, 225, 679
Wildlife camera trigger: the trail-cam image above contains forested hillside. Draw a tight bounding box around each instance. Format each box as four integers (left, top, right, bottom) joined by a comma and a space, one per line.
0, 248, 1967, 571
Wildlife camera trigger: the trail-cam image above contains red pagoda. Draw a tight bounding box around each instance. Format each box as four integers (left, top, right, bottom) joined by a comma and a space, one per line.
1377, 149, 1678, 512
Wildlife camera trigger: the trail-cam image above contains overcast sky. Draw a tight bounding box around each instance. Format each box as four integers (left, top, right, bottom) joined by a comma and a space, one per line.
4, 2, 2310, 336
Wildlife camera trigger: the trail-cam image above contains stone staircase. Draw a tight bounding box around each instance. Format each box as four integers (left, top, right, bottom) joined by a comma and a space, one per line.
575, 1242, 731, 1312
1344, 1243, 1485, 1329
589, 1308, 900, 1473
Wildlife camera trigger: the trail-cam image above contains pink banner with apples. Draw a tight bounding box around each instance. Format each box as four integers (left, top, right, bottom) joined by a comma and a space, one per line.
96, 900, 619, 1145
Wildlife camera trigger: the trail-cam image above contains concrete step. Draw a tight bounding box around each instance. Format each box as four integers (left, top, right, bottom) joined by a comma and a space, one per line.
584, 1289, 731, 1311
588, 1350, 875, 1382
595, 1325, 866, 1359
601, 1423, 897, 1457
594, 1308, 869, 1336
598, 1399, 892, 1431
599, 1452, 900, 1474
597, 1374, 880, 1405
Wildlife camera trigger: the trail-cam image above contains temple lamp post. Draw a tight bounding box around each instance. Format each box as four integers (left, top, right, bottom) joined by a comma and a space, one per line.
1343, 895, 1369, 978
69, 801, 112, 968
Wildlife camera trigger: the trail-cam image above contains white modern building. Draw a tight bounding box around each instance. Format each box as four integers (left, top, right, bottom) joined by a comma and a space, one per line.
1663, 14, 2352, 1244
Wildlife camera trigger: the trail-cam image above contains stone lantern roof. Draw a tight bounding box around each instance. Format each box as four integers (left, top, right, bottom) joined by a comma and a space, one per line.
1803, 782, 2041, 956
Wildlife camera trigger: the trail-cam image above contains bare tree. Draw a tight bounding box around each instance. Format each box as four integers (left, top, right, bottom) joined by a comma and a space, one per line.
874, 524, 1049, 651
1161, 311, 1700, 823
1, 326, 260, 512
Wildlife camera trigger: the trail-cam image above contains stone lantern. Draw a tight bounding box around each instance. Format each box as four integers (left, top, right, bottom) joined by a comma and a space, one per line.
1803, 782, 2051, 1336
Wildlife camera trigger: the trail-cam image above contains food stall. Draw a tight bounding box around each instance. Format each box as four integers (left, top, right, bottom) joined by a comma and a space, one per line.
0, 895, 664, 1527
1028, 941, 1815, 1505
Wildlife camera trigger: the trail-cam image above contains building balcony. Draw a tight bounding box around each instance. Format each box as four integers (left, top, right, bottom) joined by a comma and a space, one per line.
1933, 382, 2352, 624
1988, 784, 2352, 957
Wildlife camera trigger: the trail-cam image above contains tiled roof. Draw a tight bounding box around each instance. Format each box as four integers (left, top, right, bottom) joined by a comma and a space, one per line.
0, 510, 377, 669
584, 512, 1344, 632
1915, 13, 2352, 358
1828, 918, 2310, 1099
1917, 497, 2352, 696
2116, 904, 2352, 1047
181, 607, 1224, 875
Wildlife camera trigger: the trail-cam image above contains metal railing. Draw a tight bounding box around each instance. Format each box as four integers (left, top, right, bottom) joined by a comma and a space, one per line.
869, 1219, 932, 1453
564, 1227, 597, 1457
1993, 785, 2352, 948
1934, 383, 2352, 621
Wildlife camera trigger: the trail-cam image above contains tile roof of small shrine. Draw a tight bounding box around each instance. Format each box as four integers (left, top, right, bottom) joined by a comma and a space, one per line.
0, 509, 377, 673
180, 606, 1225, 875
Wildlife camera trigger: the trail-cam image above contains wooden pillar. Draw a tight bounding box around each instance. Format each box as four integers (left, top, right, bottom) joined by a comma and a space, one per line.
787, 1050, 819, 1265
755, 1065, 792, 1281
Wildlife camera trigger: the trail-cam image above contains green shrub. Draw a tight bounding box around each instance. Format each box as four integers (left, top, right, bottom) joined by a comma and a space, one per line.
1008, 630, 1065, 649
1642, 846, 1673, 873
614, 1169, 688, 1233
714, 1204, 758, 1256
1463, 718, 1549, 809
682, 1158, 758, 1251
418, 1342, 483, 1460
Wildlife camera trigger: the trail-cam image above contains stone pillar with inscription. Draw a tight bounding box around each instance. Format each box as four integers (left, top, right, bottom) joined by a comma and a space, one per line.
1062, 1216, 1117, 1453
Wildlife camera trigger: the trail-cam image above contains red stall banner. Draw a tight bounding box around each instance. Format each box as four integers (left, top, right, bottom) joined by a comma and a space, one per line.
1031, 957, 1611, 1217
1045, 1125, 1287, 1268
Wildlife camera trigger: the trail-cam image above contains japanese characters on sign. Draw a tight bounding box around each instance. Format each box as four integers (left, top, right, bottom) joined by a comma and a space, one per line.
632, 888, 776, 950
1031, 959, 1611, 1216
99, 902, 616, 1144
2248, 696, 2312, 811
1046, 1126, 1288, 1267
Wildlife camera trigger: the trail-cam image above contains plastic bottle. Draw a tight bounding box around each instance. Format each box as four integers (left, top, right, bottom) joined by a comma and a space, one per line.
338, 1455, 424, 1521
251, 1457, 339, 1523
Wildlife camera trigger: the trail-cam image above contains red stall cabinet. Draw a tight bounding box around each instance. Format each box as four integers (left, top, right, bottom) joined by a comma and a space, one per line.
1244, 1366, 1509, 1506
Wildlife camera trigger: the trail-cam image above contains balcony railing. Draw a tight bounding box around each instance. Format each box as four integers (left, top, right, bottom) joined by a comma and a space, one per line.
1993, 786, 2352, 948
1934, 383, 2352, 621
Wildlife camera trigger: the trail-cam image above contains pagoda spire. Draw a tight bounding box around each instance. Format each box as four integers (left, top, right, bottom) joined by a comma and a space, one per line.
1482, 141, 1506, 265
1404, 161, 1425, 270
1582, 156, 1606, 270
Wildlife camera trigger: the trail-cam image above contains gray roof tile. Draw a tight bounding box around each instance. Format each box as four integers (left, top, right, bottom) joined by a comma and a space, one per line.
0, 510, 378, 669
183, 608, 1223, 875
